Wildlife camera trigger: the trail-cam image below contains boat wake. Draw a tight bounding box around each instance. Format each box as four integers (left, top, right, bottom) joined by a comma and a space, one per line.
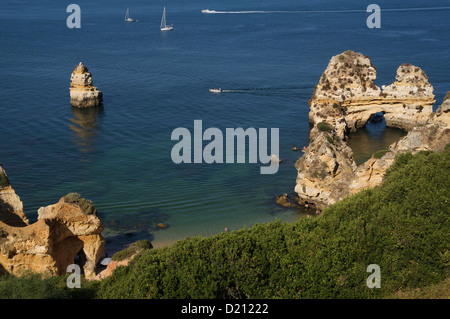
219, 87, 308, 96
201, 6, 450, 14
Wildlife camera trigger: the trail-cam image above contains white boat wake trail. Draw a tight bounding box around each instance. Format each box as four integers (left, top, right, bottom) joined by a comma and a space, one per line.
203, 7, 450, 14
220, 87, 308, 97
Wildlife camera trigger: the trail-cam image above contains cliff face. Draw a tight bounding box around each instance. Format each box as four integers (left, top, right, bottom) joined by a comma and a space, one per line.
69, 62, 103, 108
295, 51, 449, 209
308, 51, 435, 138
0, 181, 105, 278
0, 165, 29, 227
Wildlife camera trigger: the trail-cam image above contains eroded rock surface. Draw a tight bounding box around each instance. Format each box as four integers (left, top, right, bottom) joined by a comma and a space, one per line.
70, 62, 103, 108
0, 186, 105, 278
295, 51, 449, 209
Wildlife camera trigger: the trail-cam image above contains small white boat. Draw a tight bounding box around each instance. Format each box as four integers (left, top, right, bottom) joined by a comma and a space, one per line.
209, 88, 223, 93
201, 9, 216, 13
124, 8, 134, 22
160, 7, 173, 31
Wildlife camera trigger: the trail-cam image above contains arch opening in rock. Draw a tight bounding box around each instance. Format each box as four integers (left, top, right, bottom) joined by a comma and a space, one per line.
346, 112, 407, 165
74, 249, 87, 274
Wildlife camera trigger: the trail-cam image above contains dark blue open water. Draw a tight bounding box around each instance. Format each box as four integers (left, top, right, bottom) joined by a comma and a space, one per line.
1, 0, 449, 253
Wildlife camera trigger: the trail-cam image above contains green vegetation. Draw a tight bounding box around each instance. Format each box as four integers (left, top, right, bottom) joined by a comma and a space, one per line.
0, 172, 9, 188
389, 277, 450, 299
325, 133, 334, 145
0, 148, 448, 299
373, 149, 390, 159
444, 91, 450, 101
62, 192, 97, 215
111, 240, 153, 262
96, 148, 449, 299
0, 272, 99, 299
317, 122, 333, 133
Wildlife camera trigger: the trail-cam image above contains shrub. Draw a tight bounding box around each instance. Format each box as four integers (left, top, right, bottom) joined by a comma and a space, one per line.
373, 149, 390, 159
325, 133, 334, 145
62, 193, 96, 215
0, 272, 98, 299
444, 91, 450, 101
111, 240, 153, 262
317, 122, 333, 133
0, 172, 9, 188
96, 148, 449, 299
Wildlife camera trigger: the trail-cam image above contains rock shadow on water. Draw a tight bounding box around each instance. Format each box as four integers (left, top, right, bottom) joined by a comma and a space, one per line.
68, 105, 104, 155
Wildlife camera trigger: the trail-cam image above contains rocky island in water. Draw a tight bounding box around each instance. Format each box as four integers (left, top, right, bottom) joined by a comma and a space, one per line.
293, 50, 449, 209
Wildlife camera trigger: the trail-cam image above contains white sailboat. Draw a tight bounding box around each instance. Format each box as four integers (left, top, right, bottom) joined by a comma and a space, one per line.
160, 7, 173, 31
124, 8, 134, 22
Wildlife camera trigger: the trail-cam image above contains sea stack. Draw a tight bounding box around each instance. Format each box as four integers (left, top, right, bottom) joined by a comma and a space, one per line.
294, 50, 449, 209
69, 62, 103, 108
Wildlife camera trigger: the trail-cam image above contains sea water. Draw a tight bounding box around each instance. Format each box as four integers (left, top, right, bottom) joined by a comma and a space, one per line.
0, 0, 449, 253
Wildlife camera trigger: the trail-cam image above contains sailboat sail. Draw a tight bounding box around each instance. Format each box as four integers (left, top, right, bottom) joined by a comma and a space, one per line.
160, 7, 173, 31
125, 8, 133, 22
161, 7, 168, 29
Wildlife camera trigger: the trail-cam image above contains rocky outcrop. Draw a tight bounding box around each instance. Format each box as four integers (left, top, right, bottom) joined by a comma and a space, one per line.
70, 62, 103, 108
0, 187, 105, 278
295, 51, 449, 209
0, 165, 29, 227
308, 51, 435, 138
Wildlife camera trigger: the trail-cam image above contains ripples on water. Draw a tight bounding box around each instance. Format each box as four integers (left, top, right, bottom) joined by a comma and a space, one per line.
0, 0, 449, 253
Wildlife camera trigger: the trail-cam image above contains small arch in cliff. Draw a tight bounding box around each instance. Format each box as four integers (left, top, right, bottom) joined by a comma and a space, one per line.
74, 249, 87, 274
369, 112, 384, 124
347, 112, 407, 165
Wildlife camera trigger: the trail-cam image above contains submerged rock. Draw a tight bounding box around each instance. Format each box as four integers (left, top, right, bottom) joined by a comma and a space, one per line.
69, 62, 103, 108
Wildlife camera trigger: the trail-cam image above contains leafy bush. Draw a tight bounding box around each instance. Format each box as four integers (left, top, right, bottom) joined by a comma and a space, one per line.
373, 149, 390, 159
325, 133, 334, 145
317, 122, 333, 133
62, 192, 97, 215
96, 147, 449, 299
111, 240, 153, 262
444, 91, 450, 101
0, 273, 99, 299
0, 172, 9, 188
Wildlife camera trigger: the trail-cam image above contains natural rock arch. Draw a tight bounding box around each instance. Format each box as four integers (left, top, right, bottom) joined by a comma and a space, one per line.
0, 189, 105, 278
295, 51, 450, 209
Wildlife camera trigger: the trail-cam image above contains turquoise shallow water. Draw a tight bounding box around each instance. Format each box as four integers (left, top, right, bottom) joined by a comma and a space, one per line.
0, 0, 449, 253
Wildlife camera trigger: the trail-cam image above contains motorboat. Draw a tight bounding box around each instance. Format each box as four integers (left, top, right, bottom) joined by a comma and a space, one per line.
201, 9, 216, 13
209, 88, 223, 93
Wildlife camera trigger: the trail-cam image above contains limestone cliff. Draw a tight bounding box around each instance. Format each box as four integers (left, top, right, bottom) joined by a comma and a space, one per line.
0, 165, 29, 227
0, 185, 105, 278
295, 51, 449, 209
308, 51, 435, 138
70, 62, 103, 108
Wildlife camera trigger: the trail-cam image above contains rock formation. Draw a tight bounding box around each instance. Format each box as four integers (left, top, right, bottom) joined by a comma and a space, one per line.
308, 51, 435, 138
0, 165, 29, 227
295, 51, 449, 209
0, 181, 105, 278
69, 62, 103, 108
